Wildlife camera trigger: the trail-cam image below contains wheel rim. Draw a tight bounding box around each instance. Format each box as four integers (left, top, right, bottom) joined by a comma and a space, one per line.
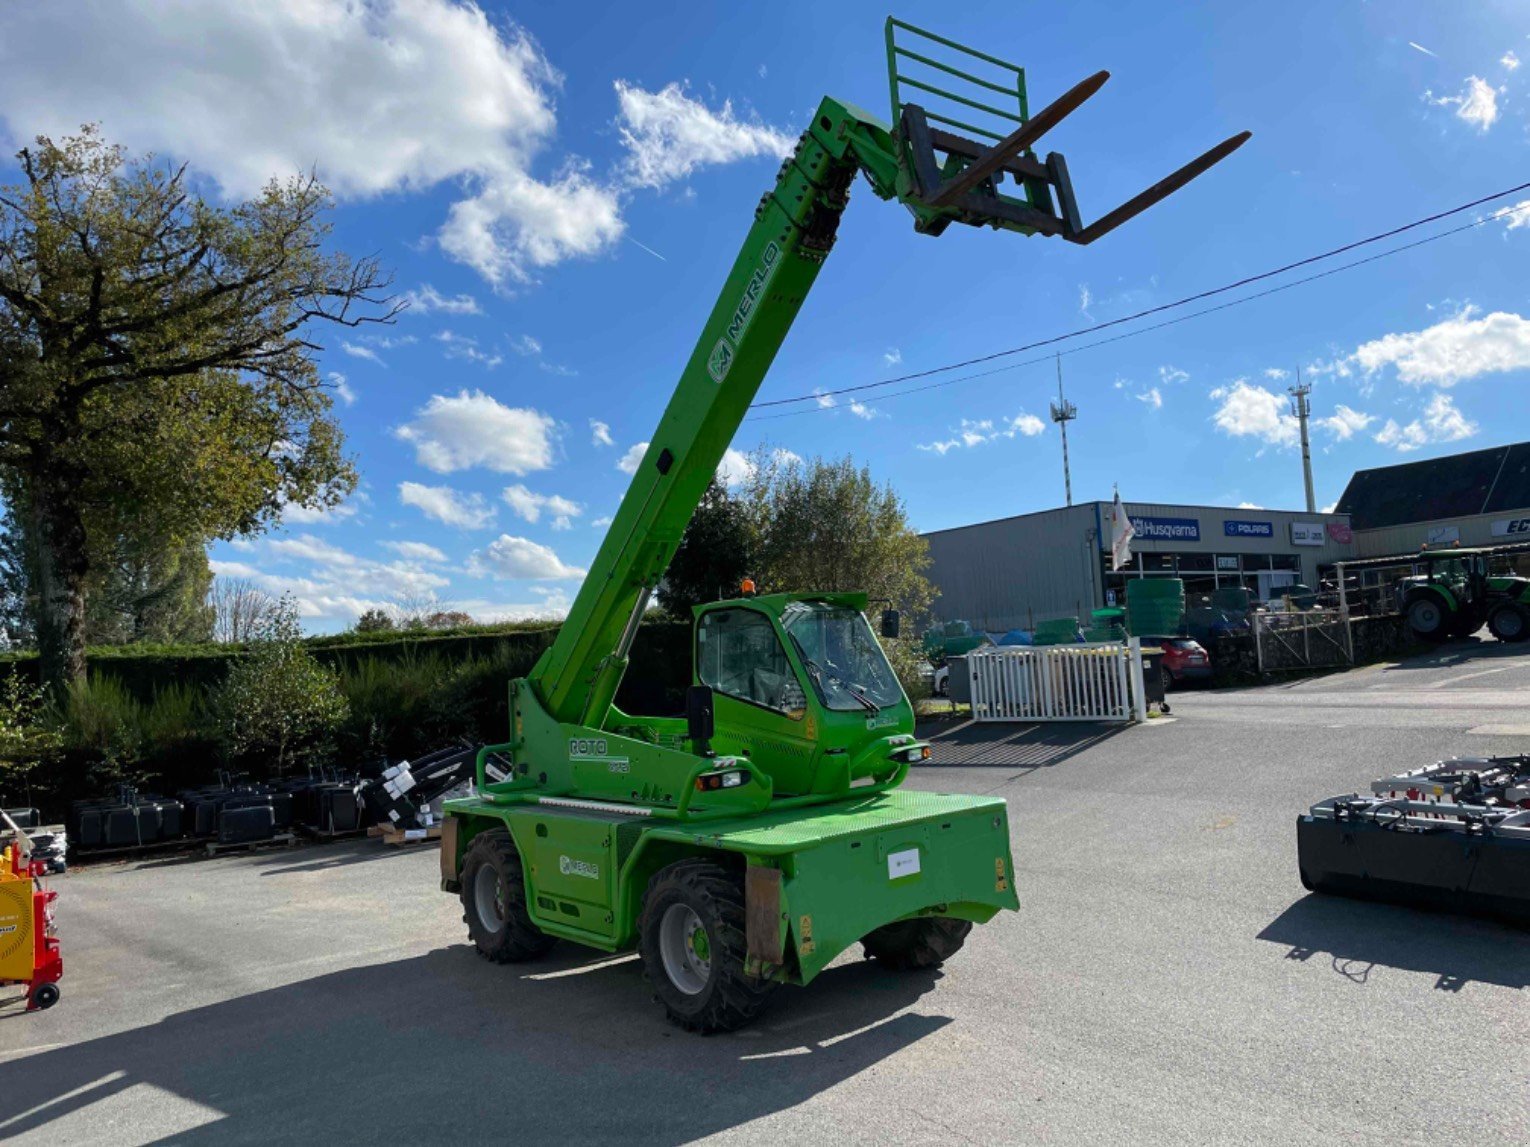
473, 865, 506, 934
1412, 601, 1441, 631
658, 903, 712, 995
1499, 610, 1524, 638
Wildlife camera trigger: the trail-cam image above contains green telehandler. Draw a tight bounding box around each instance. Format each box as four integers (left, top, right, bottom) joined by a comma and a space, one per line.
439, 17, 1248, 1032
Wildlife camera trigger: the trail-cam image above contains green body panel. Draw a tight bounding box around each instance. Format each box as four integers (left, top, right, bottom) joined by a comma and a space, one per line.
443, 788, 1017, 984
1486, 576, 1530, 604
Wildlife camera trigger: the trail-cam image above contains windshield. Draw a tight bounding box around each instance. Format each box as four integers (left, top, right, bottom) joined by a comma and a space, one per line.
782, 604, 903, 713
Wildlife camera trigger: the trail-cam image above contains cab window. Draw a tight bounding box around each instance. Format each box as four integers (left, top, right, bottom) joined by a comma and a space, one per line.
696, 609, 806, 717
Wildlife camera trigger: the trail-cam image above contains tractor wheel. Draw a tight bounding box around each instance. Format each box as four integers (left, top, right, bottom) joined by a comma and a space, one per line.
1488, 603, 1530, 643
460, 830, 556, 964
860, 916, 972, 971
1406, 596, 1450, 642
639, 859, 777, 1033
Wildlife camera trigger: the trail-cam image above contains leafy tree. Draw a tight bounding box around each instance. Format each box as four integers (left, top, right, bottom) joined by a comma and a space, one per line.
0, 126, 394, 690
83, 537, 214, 644
354, 607, 395, 633
423, 609, 474, 630
214, 594, 348, 774
657, 478, 754, 617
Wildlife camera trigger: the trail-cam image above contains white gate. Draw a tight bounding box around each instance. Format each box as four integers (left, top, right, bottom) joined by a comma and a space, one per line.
967, 640, 1147, 723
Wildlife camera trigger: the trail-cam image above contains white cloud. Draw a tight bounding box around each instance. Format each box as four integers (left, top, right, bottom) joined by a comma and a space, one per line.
262, 533, 451, 612
399, 481, 496, 529
1159, 365, 1189, 385
590, 419, 614, 448
382, 540, 448, 563
1135, 387, 1163, 410
1321, 501, 1338, 514
919, 413, 1044, 454
510, 334, 542, 356
717, 448, 754, 487
342, 341, 383, 365
617, 442, 649, 474
503, 484, 582, 529
848, 400, 881, 420
1349, 307, 1530, 386
614, 80, 794, 191
454, 590, 571, 622
403, 285, 481, 315
280, 496, 359, 526
468, 534, 586, 579
1263, 367, 1290, 381
328, 371, 356, 406
813, 388, 836, 410
883, 347, 902, 367
1316, 404, 1373, 441
432, 329, 502, 368
396, 390, 556, 474
1425, 76, 1500, 131
1237, 501, 1264, 510
1209, 380, 1299, 448
1503, 51, 1521, 72
591, 516, 613, 528
1504, 200, 1530, 231
1078, 283, 1094, 319
1374, 393, 1478, 452
1408, 42, 1438, 58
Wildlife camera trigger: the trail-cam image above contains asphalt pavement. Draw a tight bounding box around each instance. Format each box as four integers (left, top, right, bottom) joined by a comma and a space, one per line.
2, 637, 1528, 1144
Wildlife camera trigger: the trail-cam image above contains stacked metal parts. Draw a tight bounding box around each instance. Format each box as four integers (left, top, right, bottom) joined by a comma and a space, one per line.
2, 809, 65, 874
1298, 756, 1530, 924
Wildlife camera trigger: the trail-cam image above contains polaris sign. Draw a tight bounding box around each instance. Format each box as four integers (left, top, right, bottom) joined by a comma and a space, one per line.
1223, 519, 1273, 538
1129, 515, 1200, 542
1492, 517, 1530, 538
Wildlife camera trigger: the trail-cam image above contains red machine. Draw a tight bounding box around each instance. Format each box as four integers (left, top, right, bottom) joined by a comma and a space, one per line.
1, 813, 62, 1011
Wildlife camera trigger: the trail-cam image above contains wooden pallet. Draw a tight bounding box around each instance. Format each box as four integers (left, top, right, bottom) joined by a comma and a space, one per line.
373, 823, 442, 848
204, 832, 296, 857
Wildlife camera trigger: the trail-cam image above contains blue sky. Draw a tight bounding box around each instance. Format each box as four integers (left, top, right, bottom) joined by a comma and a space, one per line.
1, 1, 1527, 630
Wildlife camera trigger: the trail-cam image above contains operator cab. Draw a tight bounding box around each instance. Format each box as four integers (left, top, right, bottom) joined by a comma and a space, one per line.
693, 592, 914, 796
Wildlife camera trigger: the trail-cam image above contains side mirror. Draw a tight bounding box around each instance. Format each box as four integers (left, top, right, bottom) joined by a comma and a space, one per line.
880, 609, 901, 640
685, 685, 715, 757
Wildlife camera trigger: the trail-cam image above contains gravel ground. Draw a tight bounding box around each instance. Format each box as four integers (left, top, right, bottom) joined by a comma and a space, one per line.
2, 637, 1527, 1145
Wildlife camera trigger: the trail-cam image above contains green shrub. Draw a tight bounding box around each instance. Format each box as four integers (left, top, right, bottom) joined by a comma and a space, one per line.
48, 674, 148, 790
0, 674, 61, 807
213, 597, 349, 775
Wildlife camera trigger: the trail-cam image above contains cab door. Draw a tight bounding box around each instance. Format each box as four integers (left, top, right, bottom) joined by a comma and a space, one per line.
695, 607, 820, 795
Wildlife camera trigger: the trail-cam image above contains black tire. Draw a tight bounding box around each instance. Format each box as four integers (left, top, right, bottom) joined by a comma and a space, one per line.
460, 829, 557, 963
30, 982, 60, 1010
860, 916, 972, 971
638, 859, 776, 1034
1160, 665, 1175, 694
1487, 603, 1530, 644
1406, 596, 1450, 642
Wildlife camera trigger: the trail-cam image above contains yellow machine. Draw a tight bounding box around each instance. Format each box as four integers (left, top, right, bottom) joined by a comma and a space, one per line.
1, 825, 62, 1010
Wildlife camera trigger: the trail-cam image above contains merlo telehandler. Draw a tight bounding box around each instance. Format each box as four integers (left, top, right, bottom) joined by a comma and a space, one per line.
440, 16, 1248, 1031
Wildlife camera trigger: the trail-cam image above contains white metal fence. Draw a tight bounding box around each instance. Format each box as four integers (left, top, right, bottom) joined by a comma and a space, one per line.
967, 640, 1147, 724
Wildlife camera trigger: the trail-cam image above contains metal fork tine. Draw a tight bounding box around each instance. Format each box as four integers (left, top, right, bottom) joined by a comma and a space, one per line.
1071, 130, 1253, 245
925, 71, 1111, 208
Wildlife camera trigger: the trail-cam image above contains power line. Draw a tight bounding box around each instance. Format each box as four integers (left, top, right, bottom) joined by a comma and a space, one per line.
745, 196, 1529, 422
749, 179, 1530, 411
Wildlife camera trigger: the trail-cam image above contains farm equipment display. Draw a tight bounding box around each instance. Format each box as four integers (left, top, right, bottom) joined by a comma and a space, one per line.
1, 809, 63, 1011
1399, 545, 1530, 643
1298, 756, 1530, 924
439, 16, 1249, 1032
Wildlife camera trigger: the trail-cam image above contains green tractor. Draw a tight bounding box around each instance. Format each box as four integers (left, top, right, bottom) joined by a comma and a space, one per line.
1399, 547, 1530, 643
438, 17, 1248, 1032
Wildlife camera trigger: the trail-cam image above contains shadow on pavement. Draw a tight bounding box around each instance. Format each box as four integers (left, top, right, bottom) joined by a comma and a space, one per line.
0, 945, 949, 1143
1375, 635, 1520, 675
916, 718, 1125, 773
1257, 893, 1530, 992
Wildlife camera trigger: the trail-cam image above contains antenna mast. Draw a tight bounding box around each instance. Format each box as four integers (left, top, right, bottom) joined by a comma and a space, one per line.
1288, 369, 1315, 513
1050, 354, 1078, 507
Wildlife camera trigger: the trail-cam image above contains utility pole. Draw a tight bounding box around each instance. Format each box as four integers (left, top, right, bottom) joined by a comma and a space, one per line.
1050, 354, 1078, 507
1288, 369, 1316, 513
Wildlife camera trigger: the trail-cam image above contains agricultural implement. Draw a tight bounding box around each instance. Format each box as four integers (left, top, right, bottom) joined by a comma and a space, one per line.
440, 16, 1248, 1031
1298, 756, 1530, 924
1, 809, 63, 1011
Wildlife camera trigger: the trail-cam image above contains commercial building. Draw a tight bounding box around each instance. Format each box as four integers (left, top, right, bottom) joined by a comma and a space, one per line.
923, 499, 1356, 632
1339, 440, 1530, 556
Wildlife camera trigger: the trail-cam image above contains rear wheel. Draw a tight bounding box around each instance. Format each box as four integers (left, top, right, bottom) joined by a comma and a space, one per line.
29, 982, 60, 1010
1407, 596, 1450, 642
639, 859, 776, 1033
460, 830, 557, 963
1488, 603, 1530, 643
1160, 665, 1175, 694
861, 916, 972, 970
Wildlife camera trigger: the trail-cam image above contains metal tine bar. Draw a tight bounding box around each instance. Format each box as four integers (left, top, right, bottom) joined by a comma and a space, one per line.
923, 109, 1006, 142
889, 17, 1026, 75
926, 70, 1109, 209
896, 74, 1022, 124
893, 45, 1021, 98
1073, 130, 1253, 245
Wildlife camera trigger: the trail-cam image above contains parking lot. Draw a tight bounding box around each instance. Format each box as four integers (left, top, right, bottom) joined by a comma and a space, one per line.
3, 638, 1528, 1145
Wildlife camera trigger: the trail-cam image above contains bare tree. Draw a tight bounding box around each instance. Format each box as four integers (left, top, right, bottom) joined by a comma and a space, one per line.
209, 576, 278, 643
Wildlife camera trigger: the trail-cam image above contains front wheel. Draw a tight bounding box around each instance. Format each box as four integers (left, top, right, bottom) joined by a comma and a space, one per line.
1407, 596, 1449, 642
861, 916, 972, 971
1488, 603, 1530, 643
639, 860, 777, 1033
459, 830, 557, 964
